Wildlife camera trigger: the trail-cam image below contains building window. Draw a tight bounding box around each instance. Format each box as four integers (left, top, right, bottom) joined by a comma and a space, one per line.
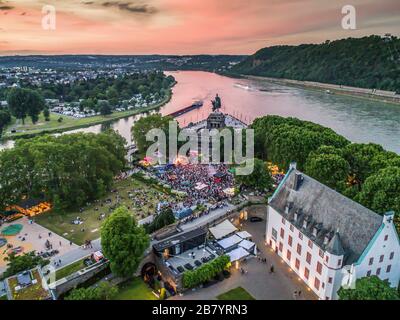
325, 256, 329, 263
304, 267, 309, 279
384, 235, 388, 241
366, 270, 371, 276
299, 232, 303, 240
376, 268, 381, 276
386, 265, 391, 273
322, 282, 325, 289
319, 249, 324, 258
282, 217, 286, 225
297, 244, 302, 255
389, 252, 394, 260
290, 224, 294, 232
369, 257, 374, 265
272, 228, 278, 241
306, 252, 312, 264
287, 250, 292, 261
314, 278, 320, 290
308, 240, 313, 249
379, 255, 384, 263
338, 259, 342, 267
328, 277, 332, 284
280, 228, 285, 239
316, 262, 323, 275
288, 235, 293, 247
295, 258, 300, 270
279, 242, 283, 252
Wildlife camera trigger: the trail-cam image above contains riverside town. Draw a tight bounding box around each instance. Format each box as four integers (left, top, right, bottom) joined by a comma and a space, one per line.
0, 0, 399, 308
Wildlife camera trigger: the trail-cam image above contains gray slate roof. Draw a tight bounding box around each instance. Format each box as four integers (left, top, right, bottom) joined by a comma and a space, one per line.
269, 169, 382, 265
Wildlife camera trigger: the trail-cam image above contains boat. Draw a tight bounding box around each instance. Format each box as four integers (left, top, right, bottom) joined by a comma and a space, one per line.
167, 100, 203, 118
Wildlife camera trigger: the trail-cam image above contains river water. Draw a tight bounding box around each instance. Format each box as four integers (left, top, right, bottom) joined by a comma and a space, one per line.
1, 71, 399, 153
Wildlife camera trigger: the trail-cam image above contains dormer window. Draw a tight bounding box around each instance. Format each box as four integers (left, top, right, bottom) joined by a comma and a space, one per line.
312, 227, 318, 237
323, 235, 330, 245
303, 220, 308, 229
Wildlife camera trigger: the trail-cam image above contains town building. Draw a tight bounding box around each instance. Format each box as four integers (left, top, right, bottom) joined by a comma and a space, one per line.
265, 163, 400, 300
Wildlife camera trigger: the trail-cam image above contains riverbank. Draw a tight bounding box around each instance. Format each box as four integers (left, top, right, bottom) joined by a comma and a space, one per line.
1, 87, 173, 142
243, 75, 400, 106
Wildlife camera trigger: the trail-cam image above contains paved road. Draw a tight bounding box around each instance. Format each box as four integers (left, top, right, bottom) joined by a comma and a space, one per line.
50, 238, 101, 270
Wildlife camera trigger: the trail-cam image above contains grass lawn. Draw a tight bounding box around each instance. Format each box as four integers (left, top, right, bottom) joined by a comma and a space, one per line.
217, 287, 256, 300
35, 177, 179, 245
2, 92, 171, 140
55, 257, 88, 281
114, 278, 157, 300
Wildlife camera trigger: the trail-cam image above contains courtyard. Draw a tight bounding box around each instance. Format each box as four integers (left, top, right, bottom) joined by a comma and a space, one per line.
172, 205, 317, 300
34, 177, 179, 245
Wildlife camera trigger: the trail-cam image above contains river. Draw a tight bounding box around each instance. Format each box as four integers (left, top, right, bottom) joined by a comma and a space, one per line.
1, 71, 399, 153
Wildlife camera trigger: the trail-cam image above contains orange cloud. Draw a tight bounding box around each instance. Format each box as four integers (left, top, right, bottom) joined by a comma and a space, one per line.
0, 0, 399, 55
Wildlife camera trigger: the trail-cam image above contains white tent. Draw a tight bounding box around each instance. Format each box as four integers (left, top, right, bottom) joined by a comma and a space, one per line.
227, 247, 250, 262
238, 239, 256, 251
236, 231, 252, 239
217, 234, 242, 250
195, 182, 208, 190
209, 220, 237, 240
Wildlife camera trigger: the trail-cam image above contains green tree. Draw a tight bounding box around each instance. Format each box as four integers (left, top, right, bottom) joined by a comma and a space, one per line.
305, 149, 350, 191
43, 107, 50, 121
356, 166, 400, 215
235, 158, 273, 191
338, 276, 399, 300
99, 101, 112, 116
2, 252, 49, 279
65, 282, 118, 300
0, 108, 11, 138
144, 208, 175, 233
7, 88, 45, 124
131, 113, 176, 156
101, 206, 150, 277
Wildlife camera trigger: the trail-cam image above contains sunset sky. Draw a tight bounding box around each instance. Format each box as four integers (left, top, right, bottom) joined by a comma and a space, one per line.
0, 0, 399, 55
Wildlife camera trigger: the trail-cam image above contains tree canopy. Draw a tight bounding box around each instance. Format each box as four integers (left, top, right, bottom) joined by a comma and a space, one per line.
338, 276, 399, 300
2, 252, 49, 279
0, 129, 126, 211
65, 281, 118, 300
232, 35, 400, 92
7, 88, 45, 124
101, 206, 150, 277
235, 158, 273, 191
131, 113, 177, 156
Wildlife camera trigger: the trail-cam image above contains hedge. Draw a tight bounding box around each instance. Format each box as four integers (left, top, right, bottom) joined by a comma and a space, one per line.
182, 255, 230, 289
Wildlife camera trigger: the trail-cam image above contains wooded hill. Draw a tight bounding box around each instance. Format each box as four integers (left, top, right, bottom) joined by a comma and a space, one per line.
231, 35, 400, 92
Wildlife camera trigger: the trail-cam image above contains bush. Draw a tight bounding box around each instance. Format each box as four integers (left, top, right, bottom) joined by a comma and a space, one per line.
144, 209, 175, 233
182, 255, 230, 289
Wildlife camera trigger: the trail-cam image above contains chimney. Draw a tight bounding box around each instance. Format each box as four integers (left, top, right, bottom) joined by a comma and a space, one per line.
312, 226, 318, 237
323, 234, 330, 245
285, 205, 290, 214
293, 172, 303, 191
302, 218, 308, 229
294, 208, 302, 222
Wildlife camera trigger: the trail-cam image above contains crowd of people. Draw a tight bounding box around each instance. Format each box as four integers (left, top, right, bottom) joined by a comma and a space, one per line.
155, 163, 234, 209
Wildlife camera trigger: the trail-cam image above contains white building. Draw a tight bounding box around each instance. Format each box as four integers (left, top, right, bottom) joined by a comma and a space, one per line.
266, 163, 400, 300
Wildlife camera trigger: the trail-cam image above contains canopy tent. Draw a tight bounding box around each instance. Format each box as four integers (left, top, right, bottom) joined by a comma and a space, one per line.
175, 208, 193, 220
214, 172, 226, 179
209, 220, 237, 240
227, 247, 250, 262
236, 231, 252, 239
217, 234, 242, 250
223, 188, 235, 196
238, 239, 256, 251
195, 182, 208, 191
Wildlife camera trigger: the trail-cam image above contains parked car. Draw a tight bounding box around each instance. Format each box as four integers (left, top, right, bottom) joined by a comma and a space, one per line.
249, 216, 263, 222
